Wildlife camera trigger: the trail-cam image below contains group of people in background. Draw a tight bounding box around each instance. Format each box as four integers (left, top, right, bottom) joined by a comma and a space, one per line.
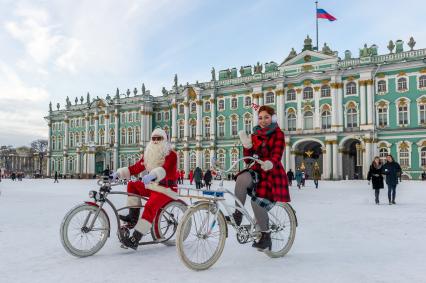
176, 167, 214, 190
286, 165, 321, 189
367, 154, 402, 205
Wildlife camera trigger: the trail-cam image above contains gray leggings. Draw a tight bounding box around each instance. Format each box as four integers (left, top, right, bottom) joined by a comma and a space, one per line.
234, 171, 269, 231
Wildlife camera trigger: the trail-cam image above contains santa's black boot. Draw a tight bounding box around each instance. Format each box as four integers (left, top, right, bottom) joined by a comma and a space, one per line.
252, 231, 272, 251
121, 230, 143, 250
119, 208, 140, 227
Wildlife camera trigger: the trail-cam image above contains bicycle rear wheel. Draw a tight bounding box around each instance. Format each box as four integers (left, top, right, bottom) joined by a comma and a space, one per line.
264, 202, 296, 258
176, 202, 226, 271
153, 200, 187, 246
60, 204, 110, 257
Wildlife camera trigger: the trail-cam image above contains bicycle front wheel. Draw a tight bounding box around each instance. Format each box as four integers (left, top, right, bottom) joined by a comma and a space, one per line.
264, 202, 296, 258
176, 202, 227, 271
60, 204, 110, 257
153, 200, 187, 246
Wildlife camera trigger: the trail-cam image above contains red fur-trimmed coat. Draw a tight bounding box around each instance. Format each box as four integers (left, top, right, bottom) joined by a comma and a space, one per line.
118, 151, 178, 189
242, 127, 290, 203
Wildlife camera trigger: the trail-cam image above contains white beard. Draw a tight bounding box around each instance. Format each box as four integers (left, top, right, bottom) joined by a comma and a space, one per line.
143, 140, 170, 171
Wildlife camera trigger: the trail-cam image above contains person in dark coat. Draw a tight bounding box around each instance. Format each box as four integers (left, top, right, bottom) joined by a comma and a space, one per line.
193, 167, 203, 190
54, 171, 59, 183
203, 169, 213, 190
382, 154, 402, 205
295, 168, 302, 189
367, 156, 384, 205
287, 169, 294, 186
231, 105, 290, 251
422, 171, 426, 181
312, 164, 321, 189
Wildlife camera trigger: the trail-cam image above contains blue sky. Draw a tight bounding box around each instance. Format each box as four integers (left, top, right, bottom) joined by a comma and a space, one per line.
1, 0, 425, 146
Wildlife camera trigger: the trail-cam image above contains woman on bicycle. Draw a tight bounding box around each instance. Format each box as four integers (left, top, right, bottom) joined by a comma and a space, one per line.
232, 105, 290, 251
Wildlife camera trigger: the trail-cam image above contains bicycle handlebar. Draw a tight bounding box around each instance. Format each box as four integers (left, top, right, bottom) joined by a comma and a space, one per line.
215, 156, 264, 175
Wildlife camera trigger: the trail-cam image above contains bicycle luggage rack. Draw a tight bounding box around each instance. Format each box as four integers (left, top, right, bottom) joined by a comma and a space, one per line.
178, 186, 225, 202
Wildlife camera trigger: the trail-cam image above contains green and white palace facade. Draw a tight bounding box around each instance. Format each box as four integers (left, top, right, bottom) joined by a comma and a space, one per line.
46, 36, 426, 180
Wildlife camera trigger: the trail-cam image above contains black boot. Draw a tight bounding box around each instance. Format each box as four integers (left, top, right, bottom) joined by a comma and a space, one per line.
121, 230, 143, 250
252, 231, 272, 251
119, 208, 140, 227
225, 210, 243, 226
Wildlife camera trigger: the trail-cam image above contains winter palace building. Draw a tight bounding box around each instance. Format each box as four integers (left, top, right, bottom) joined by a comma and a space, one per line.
46, 36, 426, 180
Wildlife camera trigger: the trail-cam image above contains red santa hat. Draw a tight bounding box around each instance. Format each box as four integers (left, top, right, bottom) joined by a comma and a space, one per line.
151, 128, 167, 140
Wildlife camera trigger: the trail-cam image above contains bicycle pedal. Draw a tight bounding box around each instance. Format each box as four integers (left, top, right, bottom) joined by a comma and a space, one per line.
120, 244, 129, 249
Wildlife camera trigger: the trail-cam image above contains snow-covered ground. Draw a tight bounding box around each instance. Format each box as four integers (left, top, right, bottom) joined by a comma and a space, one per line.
0, 178, 425, 283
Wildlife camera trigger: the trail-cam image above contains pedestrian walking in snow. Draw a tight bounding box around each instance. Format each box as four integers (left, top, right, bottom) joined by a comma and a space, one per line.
312, 165, 321, 189
203, 169, 212, 190
287, 169, 294, 186
54, 171, 59, 183
382, 155, 401, 205
295, 168, 302, 189
367, 156, 384, 205
193, 167, 203, 190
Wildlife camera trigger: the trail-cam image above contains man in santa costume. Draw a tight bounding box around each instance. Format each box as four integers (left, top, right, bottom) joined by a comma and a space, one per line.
111, 128, 178, 250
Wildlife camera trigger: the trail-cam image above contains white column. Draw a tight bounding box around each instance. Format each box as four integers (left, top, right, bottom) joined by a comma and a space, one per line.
331, 83, 338, 130
62, 155, 67, 175
296, 89, 302, 130
183, 149, 189, 176
326, 143, 332, 179
285, 139, 291, 170
314, 86, 320, 130
366, 80, 374, 126
85, 113, 89, 145
64, 117, 69, 149
252, 94, 259, 125
140, 106, 146, 146
183, 101, 189, 141
47, 120, 52, 176
360, 81, 366, 126
114, 110, 119, 145
210, 97, 216, 140
259, 92, 264, 106
196, 148, 202, 168
105, 112, 110, 145
94, 111, 99, 144
196, 100, 202, 141
332, 141, 338, 180
363, 139, 372, 179
337, 84, 343, 131
337, 147, 343, 180
276, 88, 285, 128
171, 102, 177, 142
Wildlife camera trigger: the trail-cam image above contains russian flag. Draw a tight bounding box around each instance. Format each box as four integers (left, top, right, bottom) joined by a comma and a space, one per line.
317, 8, 337, 21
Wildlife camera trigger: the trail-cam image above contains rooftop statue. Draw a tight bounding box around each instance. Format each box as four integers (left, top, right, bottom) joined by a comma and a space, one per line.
408, 36, 416, 51
211, 67, 216, 81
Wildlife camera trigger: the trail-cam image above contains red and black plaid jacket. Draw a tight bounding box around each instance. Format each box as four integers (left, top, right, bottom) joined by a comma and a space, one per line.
243, 126, 290, 203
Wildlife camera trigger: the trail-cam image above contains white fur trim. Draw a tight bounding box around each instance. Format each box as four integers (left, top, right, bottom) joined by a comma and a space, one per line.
151, 128, 167, 140
134, 219, 152, 235
127, 196, 141, 207
117, 167, 131, 180
150, 166, 166, 182
146, 183, 179, 200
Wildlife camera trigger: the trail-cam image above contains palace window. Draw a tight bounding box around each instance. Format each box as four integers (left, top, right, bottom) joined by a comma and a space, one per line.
81, 132, 85, 144
419, 104, 426, 124
191, 102, 196, 113
231, 150, 239, 168
121, 129, 126, 145
321, 85, 331, 97
378, 80, 387, 93
163, 126, 169, 140
421, 147, 426, 167
99, 115, 105, 125
135, 127, 140, 144
321, 110, 331, 129
231, 98, 238, 109
99, 130, 105, 144
178, 104, 184, 114
190, 152, 197, 171
204, 118, 210, 138
419, 75, 426, 89
287, 89, 296, 101
178, 152, 184, 171
287, 113, 296, 131
179, 124, 184, 139
164, 111, 169, 120
58, 136, 63, 149
129, 112, 134, 123
346, 82, 357, 95
244, 96, 251, 107
218, 151, 225, 169
157, 112, 162, 121
110, 129, 115, 144
397, 78, 408, 92
110, 115, 115, 123
347, 107, 358, 128
231, 117, 238, 136
218, 99, 225, 111
205, 101, 211, 112
399, 147, 410, 167
378, 105, 388, 127
89, 131, 94, 142
70, 120, 75, 128
52, 137, 56, 150
121, 113, 126, 123
303, 111, 313, 130
379, 147, 388, 164
218, 118, 225, 137
75, 132, 80, 145
204, 150, 210, 170
128, 128, 134, 144
398, 103, 409, 126
303, 87, 313, 100
265, 92, 275, 104
69, 133, 74, 147
190, 121, 196, 139
244, 114, 252, 134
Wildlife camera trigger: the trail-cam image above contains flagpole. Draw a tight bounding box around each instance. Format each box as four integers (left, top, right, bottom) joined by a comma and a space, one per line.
315, 1, 319, 51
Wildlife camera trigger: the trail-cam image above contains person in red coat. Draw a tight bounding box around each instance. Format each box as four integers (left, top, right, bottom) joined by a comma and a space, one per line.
180, 169, 185, 182
231, 105, 290, 251
112, 128, 178, 250
189, 169, 194, 185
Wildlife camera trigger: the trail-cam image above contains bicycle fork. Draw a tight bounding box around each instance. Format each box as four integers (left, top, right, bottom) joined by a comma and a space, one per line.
83, 202, 105, 231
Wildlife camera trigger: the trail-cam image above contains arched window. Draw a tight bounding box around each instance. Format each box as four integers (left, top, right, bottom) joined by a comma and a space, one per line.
204, 118, 210, 138
128, 112, 134, 122
110, 129, 115, 144
218, 151, 225, 169
204, 101, 211, 112
398, 101, 408, 126
347, 106, 358, 128
419, 103, 426, 124
287, 89, 296, 101
379, 147, 388, 164
218, 99, 225, 111
303, 87, 313, 100
321, 110, 331, 129
346, 82, 357, 95
231, 98, 238, 109
287, 112, 296, 131
397, 77, 407, 91
244, 114, 252, 134
191, 102, 196, 113
164, 111, 169, 120
377, 104, 388, 127
419, 75, 426, 89
399, 147, 410, 167
69, 133, 74, 147
75, 132, 80, 145
121, 128, 126, 145
58, 136, 63, 149
156, 112, 162, 121
244, 96, 251, 107
99, 115, 105, 125
190, 120, 196, 139
265, 92, 275, 104
178, 152, 184, 171
81, 132, 85, 144
231, 116, 238, 136
421, 147, 426, 167
190, 152, 197, 170
163, 126, 169, 140
178, 123, 184, 139
303, 111, 313, 129
89, 130, 94, 142
321, 85, 331, 97
178, 104, 184, 114
204, 150, 210, 171
230, 149, 239, 168
99, 129, 105, 144
378, 80, 387, 93
135, 127, 140, 144
52, 136, 56, 150
217, 117, 225, 137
